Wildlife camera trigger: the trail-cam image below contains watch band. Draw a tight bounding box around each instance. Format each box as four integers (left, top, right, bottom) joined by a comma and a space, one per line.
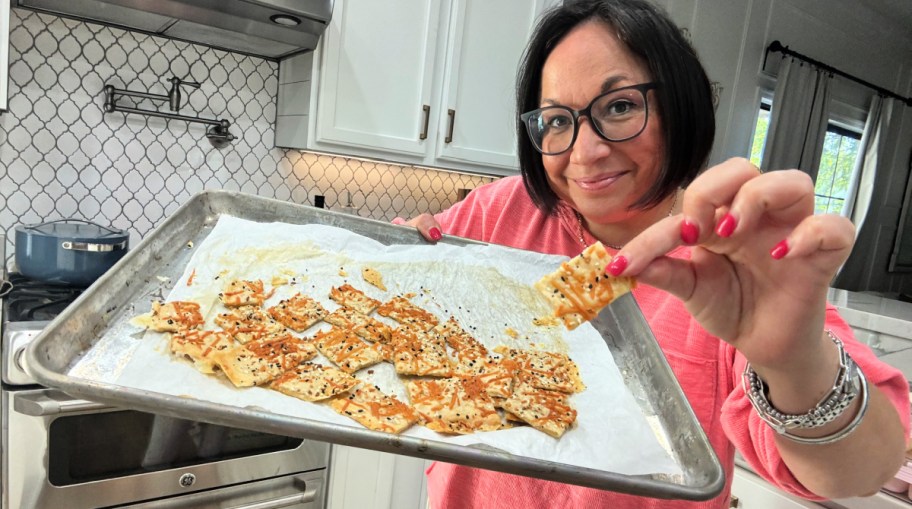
742, 329, 869, 445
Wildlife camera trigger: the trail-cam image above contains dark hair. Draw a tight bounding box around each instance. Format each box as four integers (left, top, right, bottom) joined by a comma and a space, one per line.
516, 0, 715, 214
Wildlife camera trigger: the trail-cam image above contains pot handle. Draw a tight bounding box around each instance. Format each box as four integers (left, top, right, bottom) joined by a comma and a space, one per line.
61, 240, 128, 252
24, 218, 121, 235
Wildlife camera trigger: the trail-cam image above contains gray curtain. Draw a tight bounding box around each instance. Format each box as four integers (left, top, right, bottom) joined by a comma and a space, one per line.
841, 95, 892, 226
760, 56, 832, 180
832, 96, 895, 289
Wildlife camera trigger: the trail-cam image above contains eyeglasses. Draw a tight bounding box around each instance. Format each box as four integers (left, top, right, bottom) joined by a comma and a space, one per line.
520, 82, 658, 155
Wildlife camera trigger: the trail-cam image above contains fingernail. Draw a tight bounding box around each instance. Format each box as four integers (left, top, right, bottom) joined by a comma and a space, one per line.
429, 227, 442, 241
680, 220, 699, 245
715, 213, 737, 238
770, 239, 789, 259
607, 255, 628, 276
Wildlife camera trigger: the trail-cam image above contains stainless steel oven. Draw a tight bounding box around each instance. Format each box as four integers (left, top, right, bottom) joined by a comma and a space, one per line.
1, 276, 331, 509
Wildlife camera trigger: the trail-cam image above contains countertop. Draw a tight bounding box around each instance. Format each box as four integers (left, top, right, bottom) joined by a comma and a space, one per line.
828, 289, 912, 376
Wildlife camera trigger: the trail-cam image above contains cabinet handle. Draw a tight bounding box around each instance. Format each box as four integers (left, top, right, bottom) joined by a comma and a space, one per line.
729, 495, 740, 508
445, 108, 456, 143
419, 104, 431, 140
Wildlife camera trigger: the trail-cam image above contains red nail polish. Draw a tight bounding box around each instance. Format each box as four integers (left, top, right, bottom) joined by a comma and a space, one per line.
607, 255, 628, 276
429, 227, 442, 241
680, 220, 699, 245
770, 239, 789, 259
715, 213, 737, 238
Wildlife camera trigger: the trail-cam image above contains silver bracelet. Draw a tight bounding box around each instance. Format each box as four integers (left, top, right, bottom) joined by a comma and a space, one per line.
742, 329, 869, 445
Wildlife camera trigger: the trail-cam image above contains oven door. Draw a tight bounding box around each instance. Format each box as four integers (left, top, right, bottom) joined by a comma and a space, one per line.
3, 388, 330, 509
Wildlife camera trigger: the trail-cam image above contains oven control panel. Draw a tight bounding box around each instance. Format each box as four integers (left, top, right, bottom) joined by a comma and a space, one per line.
2, 321, 50, 385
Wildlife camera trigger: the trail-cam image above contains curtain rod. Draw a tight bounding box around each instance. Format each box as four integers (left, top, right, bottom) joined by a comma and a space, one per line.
764, 40, 912, 107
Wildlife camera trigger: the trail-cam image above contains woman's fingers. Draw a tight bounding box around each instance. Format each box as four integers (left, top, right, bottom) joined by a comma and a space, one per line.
680, 158, 815, 248
772, 213, 855, 266
609, 158, 831, 278
403, 213, 444, 242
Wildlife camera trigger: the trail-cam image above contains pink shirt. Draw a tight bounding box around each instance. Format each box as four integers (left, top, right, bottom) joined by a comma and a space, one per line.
418, 176, 910, 509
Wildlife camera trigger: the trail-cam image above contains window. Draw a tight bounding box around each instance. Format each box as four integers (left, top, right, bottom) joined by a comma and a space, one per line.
748, 103, 862, 216
814, 124, 861, 214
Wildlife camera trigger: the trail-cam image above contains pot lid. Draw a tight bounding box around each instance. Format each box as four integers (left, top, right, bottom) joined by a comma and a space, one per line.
16, 219, 129, 243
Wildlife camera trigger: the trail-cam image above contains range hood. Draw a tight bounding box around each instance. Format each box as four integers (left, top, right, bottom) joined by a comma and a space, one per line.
13, 0, 333, 59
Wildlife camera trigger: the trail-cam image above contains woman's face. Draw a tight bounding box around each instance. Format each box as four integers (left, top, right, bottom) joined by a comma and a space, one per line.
539, 20, 664, 223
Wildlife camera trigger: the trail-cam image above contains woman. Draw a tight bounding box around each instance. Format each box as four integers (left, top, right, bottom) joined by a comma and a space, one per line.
398, 1, 910, 508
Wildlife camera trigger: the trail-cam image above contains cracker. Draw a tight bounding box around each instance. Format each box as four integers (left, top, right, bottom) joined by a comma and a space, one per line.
329, 283, 380, 315
390, 327, 453, 377
494, 346, 585, 394
270, 362, 360, 402
377, 296, 439, 331
150, 301, 204, 332
267, 293, 327, 331
214, 334, 317, 387
407, 377, 503, 434
219, 279, 270, 307
314, 328, 384, 374
499, 379, 577, 438
324, 306, 393, 343
214, 305, 286, 344
328, 384, 418, 434
170, 329, 234, 374
534, 242, 636, 330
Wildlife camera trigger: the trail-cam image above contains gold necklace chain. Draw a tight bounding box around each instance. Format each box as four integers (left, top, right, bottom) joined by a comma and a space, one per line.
574, 191, 678, 249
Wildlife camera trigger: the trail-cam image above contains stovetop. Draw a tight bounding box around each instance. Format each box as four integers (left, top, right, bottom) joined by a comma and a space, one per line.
3, 273, 85, 324
2, 273, 86, 386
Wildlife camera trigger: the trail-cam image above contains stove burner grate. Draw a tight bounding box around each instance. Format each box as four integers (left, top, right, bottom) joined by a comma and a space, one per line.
4, 274, 85, 322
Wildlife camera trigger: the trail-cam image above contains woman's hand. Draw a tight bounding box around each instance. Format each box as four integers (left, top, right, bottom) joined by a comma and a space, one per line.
401, 213, 444, 243
613, 157, 854, 373
613, 157, 906, 498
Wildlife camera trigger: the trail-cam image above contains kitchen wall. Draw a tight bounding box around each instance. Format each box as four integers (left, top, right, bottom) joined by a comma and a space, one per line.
0, 8, 494, 266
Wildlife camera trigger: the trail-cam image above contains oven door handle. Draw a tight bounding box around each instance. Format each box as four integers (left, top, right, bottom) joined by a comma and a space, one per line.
13, 391, 117, 416
226, 476, 318, 509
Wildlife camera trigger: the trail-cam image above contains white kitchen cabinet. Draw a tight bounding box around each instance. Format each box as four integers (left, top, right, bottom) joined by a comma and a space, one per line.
276, 0, 558, 176
326, 445, 430, 509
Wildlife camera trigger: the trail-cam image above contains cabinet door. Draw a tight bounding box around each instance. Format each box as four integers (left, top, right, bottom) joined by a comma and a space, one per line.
326, 446, 429, 509
434, 0, 553, 171
315, 0, 443, 156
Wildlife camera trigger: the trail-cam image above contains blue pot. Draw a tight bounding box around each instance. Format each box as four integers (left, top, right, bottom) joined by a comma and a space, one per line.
15, 219, 130, 287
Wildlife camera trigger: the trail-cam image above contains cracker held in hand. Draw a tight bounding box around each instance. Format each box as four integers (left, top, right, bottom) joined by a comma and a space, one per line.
534, 241, 636, 330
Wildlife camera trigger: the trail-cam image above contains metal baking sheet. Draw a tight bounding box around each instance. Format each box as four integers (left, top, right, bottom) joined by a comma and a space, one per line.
25, 190, 724, 500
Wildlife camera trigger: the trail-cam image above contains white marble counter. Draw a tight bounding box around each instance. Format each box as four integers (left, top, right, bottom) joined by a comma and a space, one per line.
828, 288, 912, 358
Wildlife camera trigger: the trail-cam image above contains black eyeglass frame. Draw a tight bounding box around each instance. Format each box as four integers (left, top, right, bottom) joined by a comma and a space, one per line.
520, 82, 659, 155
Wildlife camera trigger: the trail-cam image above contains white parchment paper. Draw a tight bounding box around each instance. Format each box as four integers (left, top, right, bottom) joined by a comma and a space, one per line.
70, 215, 681, 477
